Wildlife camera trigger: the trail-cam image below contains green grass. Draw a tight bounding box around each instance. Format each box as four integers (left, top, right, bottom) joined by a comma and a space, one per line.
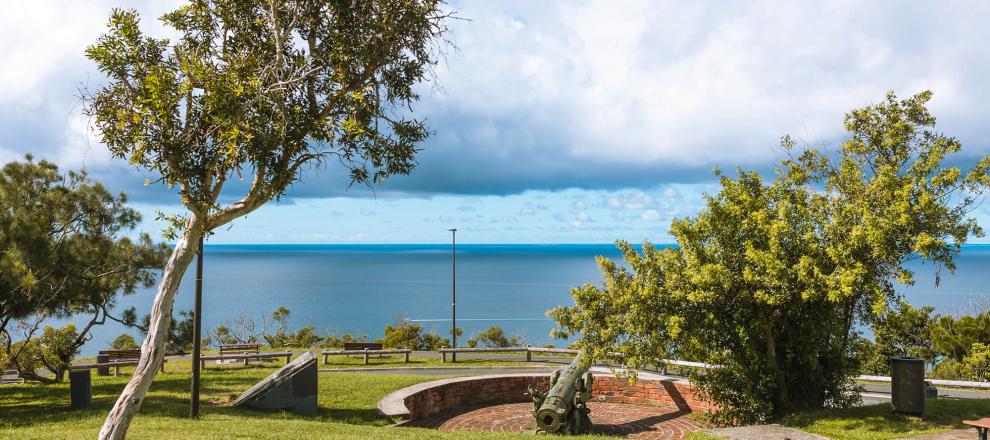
784, 399, 990, 440
0, 359, 598, 440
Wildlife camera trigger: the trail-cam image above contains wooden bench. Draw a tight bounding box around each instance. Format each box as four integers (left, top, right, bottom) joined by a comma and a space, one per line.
200, 343, 291, 368
964, 418, 990, 440
322, 348, 411, 365
1, 369, 23, 384
70, 350, 165, 376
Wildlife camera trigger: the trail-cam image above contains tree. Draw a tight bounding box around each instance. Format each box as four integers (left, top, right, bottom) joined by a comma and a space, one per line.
84, 2, 449, 435
931, 310, 990, 362
550, 91, 990, 424
111, 334, 140, 350
0, 158, 164, 382
467, 326, 520, 348
858, 300, 936, 374
382, 318, 448, 350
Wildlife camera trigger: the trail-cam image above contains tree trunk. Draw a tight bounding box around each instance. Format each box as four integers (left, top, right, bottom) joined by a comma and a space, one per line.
99, 222, 202, 440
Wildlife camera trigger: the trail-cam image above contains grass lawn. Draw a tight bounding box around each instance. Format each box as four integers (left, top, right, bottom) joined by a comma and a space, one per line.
681, 399, 990, 440
784, 399, 990, 440
0, 359, 599, 440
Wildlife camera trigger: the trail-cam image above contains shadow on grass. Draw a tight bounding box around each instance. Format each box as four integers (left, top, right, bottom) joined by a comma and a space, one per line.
0, 366, 396, 429
784, 398, 990, 435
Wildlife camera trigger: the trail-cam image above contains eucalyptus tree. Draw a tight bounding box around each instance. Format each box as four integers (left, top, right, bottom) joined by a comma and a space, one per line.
84, 1, 450, 437
550, 92, 990, 423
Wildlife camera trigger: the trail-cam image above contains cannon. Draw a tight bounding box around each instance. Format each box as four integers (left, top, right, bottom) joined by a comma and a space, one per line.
528, 351, 594, 434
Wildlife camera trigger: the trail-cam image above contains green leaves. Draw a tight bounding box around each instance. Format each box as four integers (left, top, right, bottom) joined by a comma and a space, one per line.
84, 0, 448, 228
550, 91, 990, 424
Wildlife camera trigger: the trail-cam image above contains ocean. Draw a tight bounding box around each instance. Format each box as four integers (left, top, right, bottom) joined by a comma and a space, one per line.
64, 244, 990, 356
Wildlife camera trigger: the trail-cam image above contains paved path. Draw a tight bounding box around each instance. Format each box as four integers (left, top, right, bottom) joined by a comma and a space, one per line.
411, 401, 702, 439
703, 425, 828, 440
894, 429, 974, 440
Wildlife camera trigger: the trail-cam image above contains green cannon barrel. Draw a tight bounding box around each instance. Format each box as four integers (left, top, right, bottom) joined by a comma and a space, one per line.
533, 350, 593, 434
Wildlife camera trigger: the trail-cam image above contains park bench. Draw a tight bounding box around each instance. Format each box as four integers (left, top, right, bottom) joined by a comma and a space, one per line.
343, 342, 383, 351
199, 343, 291, 368
321, 348, 411, 365
70, 349, 165, 377
965, 418, 990, 440
1, 369, 23, 384
342, 342, 385, 360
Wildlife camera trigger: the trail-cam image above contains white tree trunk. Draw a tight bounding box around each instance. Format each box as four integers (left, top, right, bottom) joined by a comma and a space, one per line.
99, 223, 203, 440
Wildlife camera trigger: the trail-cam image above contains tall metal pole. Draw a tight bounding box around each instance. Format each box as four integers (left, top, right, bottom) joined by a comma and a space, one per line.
449, 228, 457, 362
191, 236, 204, 418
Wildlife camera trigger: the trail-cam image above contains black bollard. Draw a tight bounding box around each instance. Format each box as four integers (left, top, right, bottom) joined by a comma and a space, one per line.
69, 369, 92, 408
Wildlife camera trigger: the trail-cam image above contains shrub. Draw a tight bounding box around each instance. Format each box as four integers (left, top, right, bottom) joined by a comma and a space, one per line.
382, 318, 449, 350
467, 326, 520, 348
111, 334, 139, 350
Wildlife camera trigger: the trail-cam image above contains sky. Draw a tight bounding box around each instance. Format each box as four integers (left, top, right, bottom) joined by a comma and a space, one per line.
3, 0, 990, 244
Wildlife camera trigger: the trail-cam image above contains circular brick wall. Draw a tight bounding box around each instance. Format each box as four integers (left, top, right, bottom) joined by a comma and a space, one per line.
378, 371, 712, 422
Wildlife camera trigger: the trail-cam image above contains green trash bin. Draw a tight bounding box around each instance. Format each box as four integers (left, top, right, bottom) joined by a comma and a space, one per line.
890, 356, 925, 415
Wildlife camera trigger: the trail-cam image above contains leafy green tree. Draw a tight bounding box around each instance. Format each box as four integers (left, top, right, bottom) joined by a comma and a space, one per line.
111, 334, 140, 350
4, 324, 80, 383
0, 158, 164, 382
83, 1, 450, 436
962, 343, 990, 381
550, 91, 990, 424
931, 310, 990, 362
0, 158, 163, 339
382, 318, 448, 350
467, 326, 520, 348
858, 300, 936, 374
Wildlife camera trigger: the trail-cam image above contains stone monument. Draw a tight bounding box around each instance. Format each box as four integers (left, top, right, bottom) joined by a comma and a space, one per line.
232, 351, 318, 415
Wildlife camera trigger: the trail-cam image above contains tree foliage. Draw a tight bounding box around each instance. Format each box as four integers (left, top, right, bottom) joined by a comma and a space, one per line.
467, 326, 520, 348
0, 158, 164, 382
382, 318, 448, 351
111, 333, 140, 350
84, 2, 449, 435
549, 91, 990, 424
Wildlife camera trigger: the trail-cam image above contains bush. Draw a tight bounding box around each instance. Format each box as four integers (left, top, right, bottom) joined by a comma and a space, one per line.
321, 332, 367, 349
382, 318, 448, 350
111, 333, 139, 350
467, 326, 520, 348
4, 324, 80, 382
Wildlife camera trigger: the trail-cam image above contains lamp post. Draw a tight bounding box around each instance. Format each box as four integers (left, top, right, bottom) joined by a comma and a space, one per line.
449, 228, 457, 362
190, 236, 204, 418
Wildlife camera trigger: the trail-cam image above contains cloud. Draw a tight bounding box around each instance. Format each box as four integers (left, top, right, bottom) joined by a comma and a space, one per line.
641, 209, 661, 221
2, 0, 990, 204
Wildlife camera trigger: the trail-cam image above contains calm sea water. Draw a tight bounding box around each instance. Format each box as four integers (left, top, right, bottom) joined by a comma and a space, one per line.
66, 244, 990, 356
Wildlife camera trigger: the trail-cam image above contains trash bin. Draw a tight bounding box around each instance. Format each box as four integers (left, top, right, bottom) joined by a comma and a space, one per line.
69, 369, 92, 408
96, 354, 110, 376
890, 356, 925, 415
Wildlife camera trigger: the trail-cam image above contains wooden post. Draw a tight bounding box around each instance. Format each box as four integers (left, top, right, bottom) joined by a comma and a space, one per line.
404, 351, 410, 363
363, 349, 369, 365
526, 349, 531, 362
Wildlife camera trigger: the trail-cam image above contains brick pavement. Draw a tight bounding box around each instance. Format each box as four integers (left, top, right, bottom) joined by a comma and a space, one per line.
411, 401, 703, 440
